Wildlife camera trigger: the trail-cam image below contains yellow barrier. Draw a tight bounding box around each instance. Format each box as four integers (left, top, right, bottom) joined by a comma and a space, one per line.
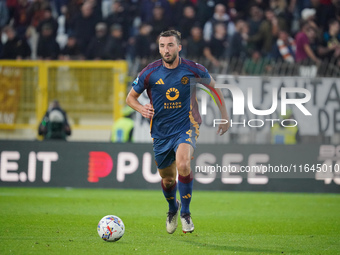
0, 60, 128, 134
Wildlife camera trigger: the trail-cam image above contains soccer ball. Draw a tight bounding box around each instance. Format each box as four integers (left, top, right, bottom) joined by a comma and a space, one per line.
97, 215, 125, 242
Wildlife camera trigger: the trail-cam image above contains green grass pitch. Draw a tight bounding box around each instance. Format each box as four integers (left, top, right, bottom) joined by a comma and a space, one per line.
0, 187, 339, 255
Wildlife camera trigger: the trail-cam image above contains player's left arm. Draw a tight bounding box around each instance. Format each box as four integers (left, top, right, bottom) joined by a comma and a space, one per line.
208, 75, 230, 135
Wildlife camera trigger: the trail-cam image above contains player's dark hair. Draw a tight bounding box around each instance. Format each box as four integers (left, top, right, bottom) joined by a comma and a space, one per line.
159, 30, 181, 45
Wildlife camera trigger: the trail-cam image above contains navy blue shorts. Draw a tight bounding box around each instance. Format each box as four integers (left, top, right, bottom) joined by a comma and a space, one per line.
153, 126, 199, 169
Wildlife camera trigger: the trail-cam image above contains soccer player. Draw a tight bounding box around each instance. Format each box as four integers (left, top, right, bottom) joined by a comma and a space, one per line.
126, 30, 229, 234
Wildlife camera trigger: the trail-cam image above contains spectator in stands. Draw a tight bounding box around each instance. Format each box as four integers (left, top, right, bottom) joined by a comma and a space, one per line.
310, 18, 340, 74
203, 22, 229, 71
86, 22, 108, 60
248, 0, 269, 10
86, 0, 102, 21
105, 0, 131, 41
38, 99, 71, 141
36, 6, 58, 39
26, 0, 50, 59
54, 0, 68, 16
301, 8, 316, 22
133, 23, 153, 66
69, 2, 101, 55
203, 3, 235, 42
0, 0, 9, 30
314, 0, 337, 33
269, 0, 294, 32
294, 0, 312, 15
228, 19, 250, 74
232, 0, 250, 20
139, 0, 172, 25
246, 5, 264, 52
229, 19, 249, 60
28, 0, 49, 29
323, 19, 340, 44
301, 8, 320, 33
149, 5, 171, 44
13, 0, 31, 38
56, 5, 68, 49
103, 23, 126, 60
185, 25, 205, 60
37, 23, 60, 59
111, 105, 135, 143
226, 0, 238, 21
272, 29, 296, 63
178, 5, 199, 42
295, 20, 321, 65
321, 19, 340, 61
243, 50, 271, 75
6, 0, 17, 23
65, 0, 83, 27
59, 35, 83, 60
123, 0, 139, 25
0, 25, 31, 59
248, 8, 287, 57
196, 0, 223, 26
170, 0, 196, 27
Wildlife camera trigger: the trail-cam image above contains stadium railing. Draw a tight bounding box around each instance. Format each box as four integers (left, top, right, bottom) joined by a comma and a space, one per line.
127, 56, 340, 79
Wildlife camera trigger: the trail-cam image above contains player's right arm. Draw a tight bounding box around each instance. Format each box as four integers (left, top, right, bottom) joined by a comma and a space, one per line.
126, 88, 154, 119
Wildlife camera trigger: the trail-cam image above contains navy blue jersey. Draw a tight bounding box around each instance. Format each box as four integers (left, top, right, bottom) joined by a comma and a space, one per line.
132, 58, 211, 138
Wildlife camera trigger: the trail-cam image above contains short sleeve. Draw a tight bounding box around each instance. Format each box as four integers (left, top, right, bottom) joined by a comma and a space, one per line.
196, 63, 211, 83
132, 75, 145, 94
301, 33, 309, 46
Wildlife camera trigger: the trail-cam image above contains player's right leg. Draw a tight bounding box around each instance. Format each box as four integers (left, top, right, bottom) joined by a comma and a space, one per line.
158, 162, 181, 234
153, 137, 181, 234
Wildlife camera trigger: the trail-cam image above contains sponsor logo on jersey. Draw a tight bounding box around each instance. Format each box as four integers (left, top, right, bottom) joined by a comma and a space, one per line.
156, 78, 165, 84
166, 88, 179, 101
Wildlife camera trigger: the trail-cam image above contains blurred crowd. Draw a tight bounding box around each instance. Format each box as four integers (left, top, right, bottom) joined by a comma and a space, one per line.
1, 0, 340, 73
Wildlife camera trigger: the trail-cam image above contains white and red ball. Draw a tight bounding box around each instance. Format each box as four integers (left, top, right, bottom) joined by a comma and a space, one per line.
97, 215, 125, 242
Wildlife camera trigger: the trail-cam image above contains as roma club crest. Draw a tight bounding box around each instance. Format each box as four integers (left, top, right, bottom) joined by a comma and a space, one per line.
181, 76, 189, 85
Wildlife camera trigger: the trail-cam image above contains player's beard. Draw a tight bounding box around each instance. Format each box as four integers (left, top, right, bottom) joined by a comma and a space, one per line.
162, 52, 177, 65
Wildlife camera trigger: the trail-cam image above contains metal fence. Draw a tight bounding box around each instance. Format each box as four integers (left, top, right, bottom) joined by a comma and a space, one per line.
128, 56, 340, 79
0, 61, 127, 138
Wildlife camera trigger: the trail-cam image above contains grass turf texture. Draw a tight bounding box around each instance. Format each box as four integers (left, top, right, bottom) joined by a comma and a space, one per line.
0, 188, 339, 255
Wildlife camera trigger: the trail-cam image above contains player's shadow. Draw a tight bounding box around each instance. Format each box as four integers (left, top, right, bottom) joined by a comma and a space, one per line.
179, 239, 299, 254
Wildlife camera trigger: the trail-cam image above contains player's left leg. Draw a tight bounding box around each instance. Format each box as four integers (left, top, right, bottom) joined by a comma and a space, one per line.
158, 162, 182, 234
176, 143, 195, 233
